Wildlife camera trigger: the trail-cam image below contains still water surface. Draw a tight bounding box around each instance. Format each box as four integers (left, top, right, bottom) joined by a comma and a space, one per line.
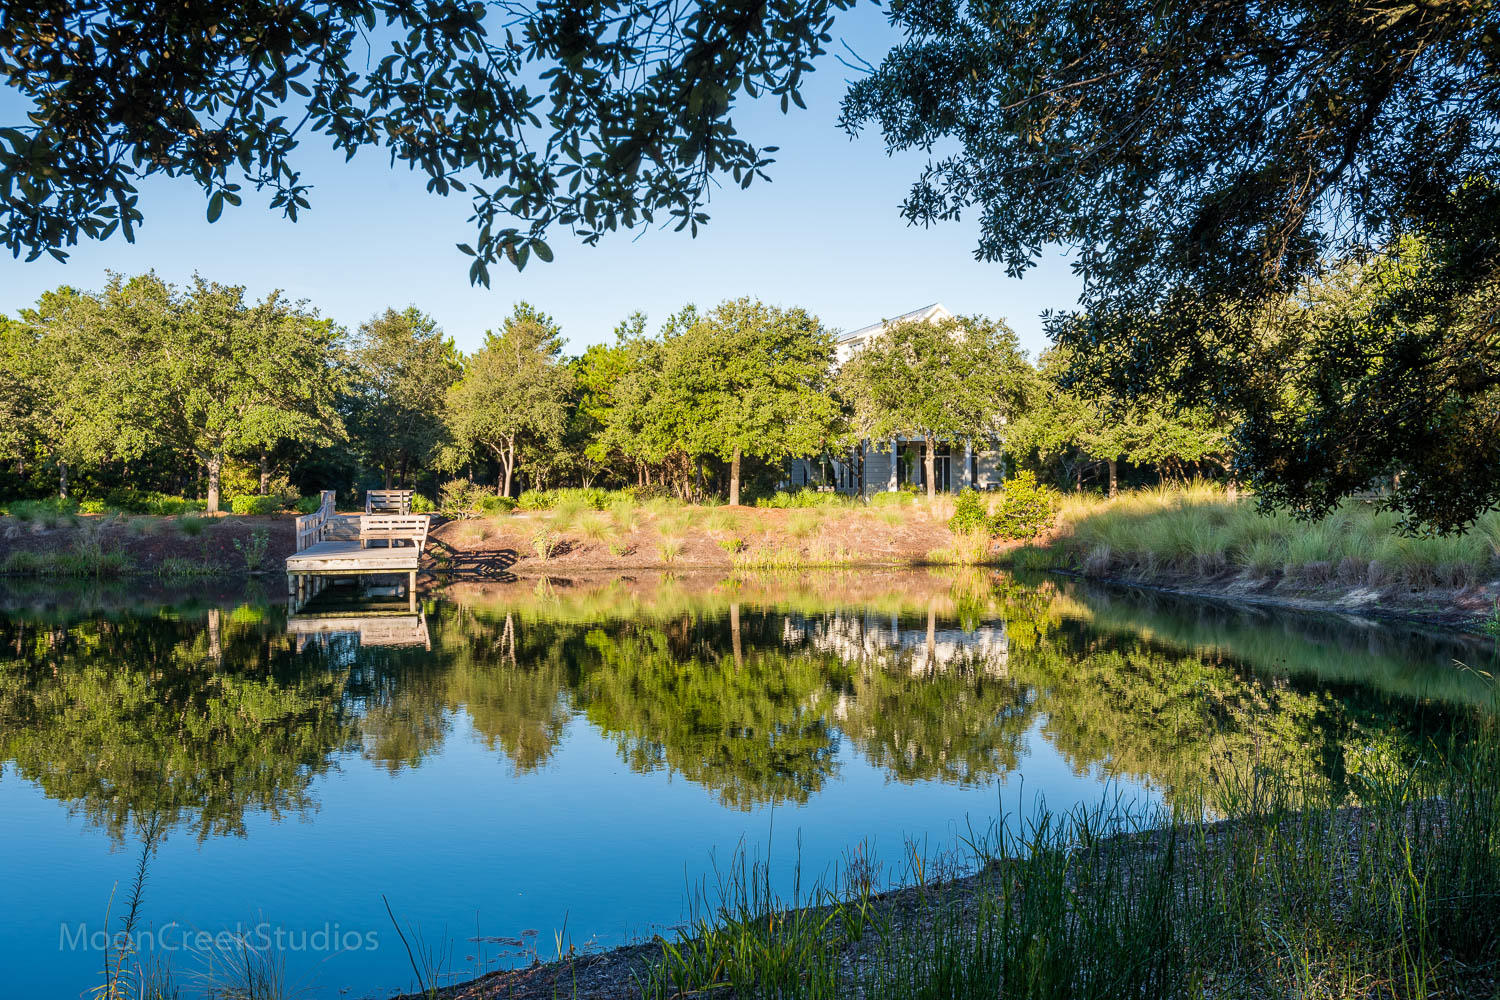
0, 571, 1490, 997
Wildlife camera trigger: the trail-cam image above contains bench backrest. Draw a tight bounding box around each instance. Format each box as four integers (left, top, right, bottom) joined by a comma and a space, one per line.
366, 489, 413, 514
359, 513, 430, 549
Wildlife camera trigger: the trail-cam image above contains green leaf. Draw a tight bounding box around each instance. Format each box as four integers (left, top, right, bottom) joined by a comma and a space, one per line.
207, 192, 224, 223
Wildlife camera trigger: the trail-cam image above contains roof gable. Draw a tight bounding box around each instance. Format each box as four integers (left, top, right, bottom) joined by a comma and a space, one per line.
834, 303, 954, 365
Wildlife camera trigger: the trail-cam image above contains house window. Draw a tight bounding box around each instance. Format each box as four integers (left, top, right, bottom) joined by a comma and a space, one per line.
933, 443, 951, 492
897, 442, 955, 491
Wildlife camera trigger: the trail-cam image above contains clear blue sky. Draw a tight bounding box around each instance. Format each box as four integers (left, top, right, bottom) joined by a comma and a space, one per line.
0, 6, 1081, 358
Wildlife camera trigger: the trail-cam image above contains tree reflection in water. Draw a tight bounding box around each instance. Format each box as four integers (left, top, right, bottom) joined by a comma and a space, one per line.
0, 571, 1488, 839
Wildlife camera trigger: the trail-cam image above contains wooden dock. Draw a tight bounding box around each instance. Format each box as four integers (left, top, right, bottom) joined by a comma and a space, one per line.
287, 490, 431, 611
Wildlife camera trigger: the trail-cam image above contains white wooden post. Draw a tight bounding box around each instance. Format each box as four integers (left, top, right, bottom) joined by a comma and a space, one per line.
963, 440, 974, 489
888, 439, 899, 491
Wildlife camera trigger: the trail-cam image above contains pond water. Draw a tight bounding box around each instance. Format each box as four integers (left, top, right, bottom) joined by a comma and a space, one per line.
0, 570, 1492, 998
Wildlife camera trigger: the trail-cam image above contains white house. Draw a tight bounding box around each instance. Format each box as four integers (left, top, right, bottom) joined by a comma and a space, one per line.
786, 303, 1009, 496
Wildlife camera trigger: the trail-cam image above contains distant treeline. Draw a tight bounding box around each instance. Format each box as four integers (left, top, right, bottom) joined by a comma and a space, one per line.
0, 274, 1232, 511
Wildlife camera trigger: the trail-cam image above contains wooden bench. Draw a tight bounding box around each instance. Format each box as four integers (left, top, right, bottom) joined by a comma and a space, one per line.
366, 489, 414, 514
359, 513, 429, 550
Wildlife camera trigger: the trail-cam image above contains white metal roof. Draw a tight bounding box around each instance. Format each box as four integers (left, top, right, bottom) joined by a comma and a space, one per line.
834, 303, 952, 363
837, 302, 952, 345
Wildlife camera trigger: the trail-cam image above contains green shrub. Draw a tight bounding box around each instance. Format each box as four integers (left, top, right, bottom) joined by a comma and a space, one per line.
947, 488, 990, 534
531, 528, 561, 560
294, 495, 322, 514
233, 527, 272, 573
97, 490, 205, 515
990, 470, 1057, 540
410, 493, 436, 514
517, 487, 631, 511
78, 499, 112, 515
476, 494, 517, 514
228, 494, 283, 515
516, 489, 551, 511
175, 514, 207, 537
623, 483, 675, 502
439, 478, 485, 517
152, 495, 204, 515
8, 497, 79, 523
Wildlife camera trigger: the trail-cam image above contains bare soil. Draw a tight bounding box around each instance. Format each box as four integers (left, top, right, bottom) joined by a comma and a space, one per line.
422, 507, 957, 579
0, 513, 295, 576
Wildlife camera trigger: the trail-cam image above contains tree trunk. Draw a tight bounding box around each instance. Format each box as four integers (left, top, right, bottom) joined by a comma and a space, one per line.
924, 601, 938, 672
399, 456, 409, 489
206, 453, 223, 513
58, 459, 68, 499
730, 603, 743, 671
502, 439, 515, 498
258, 450, 270, 495
1108, 457, 1119, 497
1075, 462, 1083, 492
729, 447, 742, 506
923, 434, 936, 500
383, 466, 393, 490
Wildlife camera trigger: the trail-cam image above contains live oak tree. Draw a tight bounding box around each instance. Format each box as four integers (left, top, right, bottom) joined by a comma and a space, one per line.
1230, 231, 1500, 532
658, 298, 843, 506
31, 274, 346, 512
1011, 349, 1231, 495
840, 313, 1029, 499
1, 0, 853, 282
445, 302, 573, 497
842, 0, 1500, 529
0, 301, 89, 496
348, 307, 462, 489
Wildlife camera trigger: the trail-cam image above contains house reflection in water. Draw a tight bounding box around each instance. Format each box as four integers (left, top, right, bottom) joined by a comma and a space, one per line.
782, 606, 1010, 676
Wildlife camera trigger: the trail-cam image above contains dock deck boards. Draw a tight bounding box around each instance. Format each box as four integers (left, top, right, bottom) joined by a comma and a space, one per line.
285, 539, 421, 573
287, 493, 429, 613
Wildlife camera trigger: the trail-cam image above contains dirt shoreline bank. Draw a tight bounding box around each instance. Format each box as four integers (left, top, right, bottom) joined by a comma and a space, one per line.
1, 511, 1493, 634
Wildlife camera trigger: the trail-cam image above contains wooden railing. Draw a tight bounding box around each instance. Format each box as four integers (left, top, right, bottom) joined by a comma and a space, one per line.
294, 490, 336, 552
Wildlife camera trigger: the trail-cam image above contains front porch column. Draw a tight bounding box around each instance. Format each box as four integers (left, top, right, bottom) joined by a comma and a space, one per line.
888, 439, 899, 491
962, 440, 974, 488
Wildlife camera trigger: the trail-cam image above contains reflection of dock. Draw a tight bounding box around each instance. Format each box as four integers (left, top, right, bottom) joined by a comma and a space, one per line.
288, 610, 431, 650
286, 491, 429, 612
287, 582, 431, 650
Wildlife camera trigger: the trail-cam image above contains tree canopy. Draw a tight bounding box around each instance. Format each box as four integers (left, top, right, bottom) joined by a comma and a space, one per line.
8, 273, 346, 510
347, 307, 462, 490
842, 0, 1500, 529
0, 0, 853, 282
445, 302, 574, 496
655, 298, 843, 505
1011, 348, 1232, 495
839, 313, 1029, 498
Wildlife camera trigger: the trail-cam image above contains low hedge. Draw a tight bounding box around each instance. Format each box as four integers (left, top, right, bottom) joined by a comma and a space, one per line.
228, 494, 286, 516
